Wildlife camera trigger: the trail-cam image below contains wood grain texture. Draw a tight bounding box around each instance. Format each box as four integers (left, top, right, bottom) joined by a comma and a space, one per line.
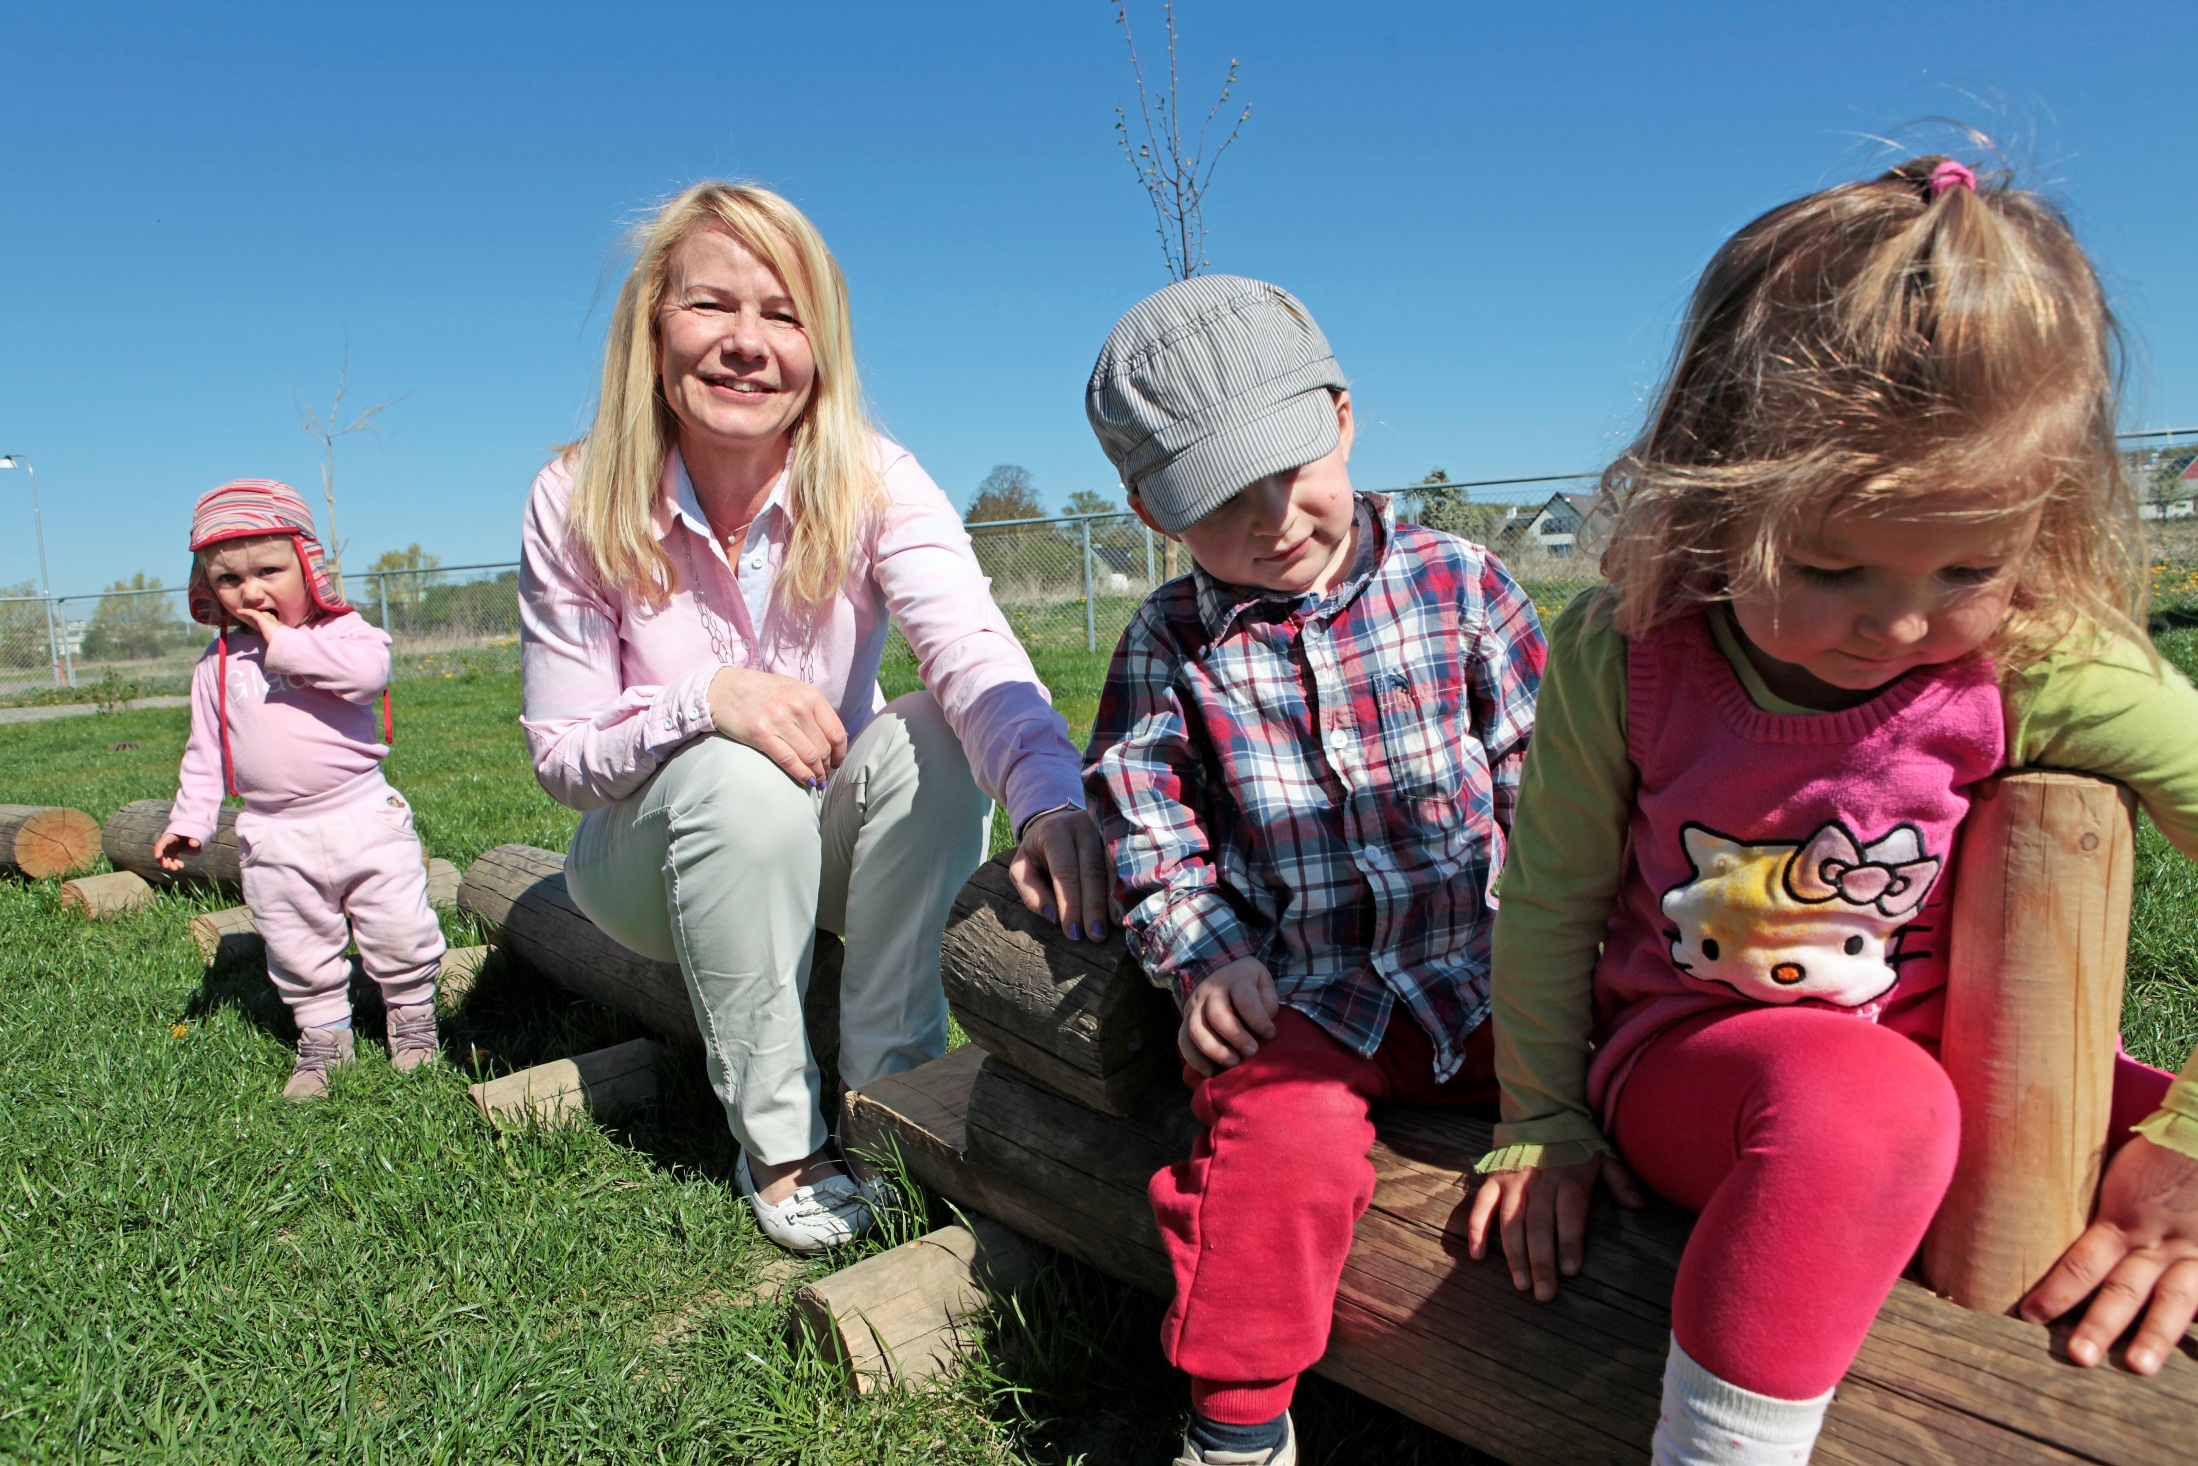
855, 1047, 2198, 1466
791, 1217, 1041, 1393
454, 843, 843, 1059
0, 804, 101, 879
102, 798, 240, 891
939, 852, 1175, 1116
58, 869, 155, 917
467, 1038, 666, 1127
1923, 771, 2139, 1314
423, 857, 461, 911
187, 905, 260, 965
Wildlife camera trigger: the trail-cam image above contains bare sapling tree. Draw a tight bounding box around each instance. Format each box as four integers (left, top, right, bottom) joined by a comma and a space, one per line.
297, 353, 406, 600
1113, 1, 1251, 283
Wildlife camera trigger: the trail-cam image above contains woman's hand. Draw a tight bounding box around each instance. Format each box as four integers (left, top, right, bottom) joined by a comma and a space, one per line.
1464, 1153, 1646, 1302
1176, 957, 1280, 1077
1006, 807, 1111, 942
708, 666, 848, 787
151, 832, 199, 872
2021, 1135, 2198, 1374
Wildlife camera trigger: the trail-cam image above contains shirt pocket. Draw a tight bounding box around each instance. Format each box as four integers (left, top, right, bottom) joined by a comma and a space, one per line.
1374, 662, 1487, 847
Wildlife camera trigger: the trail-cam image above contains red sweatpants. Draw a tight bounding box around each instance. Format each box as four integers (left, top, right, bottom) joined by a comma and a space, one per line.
1149, 1006, 1499, 1423
1613, 1007, 2175, 1400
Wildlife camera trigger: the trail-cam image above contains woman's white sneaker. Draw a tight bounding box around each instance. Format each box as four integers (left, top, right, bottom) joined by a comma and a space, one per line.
739, 1154, 872, 1254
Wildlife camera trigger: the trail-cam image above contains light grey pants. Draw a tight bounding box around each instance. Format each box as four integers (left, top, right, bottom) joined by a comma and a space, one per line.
565, 691, 992, 1164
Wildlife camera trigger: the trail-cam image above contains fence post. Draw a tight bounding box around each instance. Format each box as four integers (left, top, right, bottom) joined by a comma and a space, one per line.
57, 597, 74, 687
42, 596, 62, 688
1081, 519, 1095, 654
1144, 524, 1155, 589
376, 575, 391, 645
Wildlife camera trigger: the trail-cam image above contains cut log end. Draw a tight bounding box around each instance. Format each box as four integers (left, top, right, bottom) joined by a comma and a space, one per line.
59, 869, 155, 918
791, 1216, 1041, 1394
0, 805, 102, 880
467, 1038, 666, 1128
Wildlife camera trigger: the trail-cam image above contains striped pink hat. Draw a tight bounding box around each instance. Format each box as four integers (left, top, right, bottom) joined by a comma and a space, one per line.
186, 479, 351, 627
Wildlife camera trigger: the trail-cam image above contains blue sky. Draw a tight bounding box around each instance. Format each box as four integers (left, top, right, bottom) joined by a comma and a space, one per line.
1, 1, 2193, 595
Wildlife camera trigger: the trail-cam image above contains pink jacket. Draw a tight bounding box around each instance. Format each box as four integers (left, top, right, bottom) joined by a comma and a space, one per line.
518, 441, 1083, 828
166, 613, 396, 842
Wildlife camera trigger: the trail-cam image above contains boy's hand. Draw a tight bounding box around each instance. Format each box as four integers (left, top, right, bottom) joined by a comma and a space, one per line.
1178, 957, 1280, 1077
1464, 1153, 1646, 1301
1007, 808, 1112, 942
2021, 1135, 2198, 1374
152, 832, 200, 872
230, 604, 282, 640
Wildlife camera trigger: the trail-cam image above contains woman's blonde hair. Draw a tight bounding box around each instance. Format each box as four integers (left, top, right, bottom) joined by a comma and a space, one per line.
567, 181, 881, 611
1597, 155, 2144, 668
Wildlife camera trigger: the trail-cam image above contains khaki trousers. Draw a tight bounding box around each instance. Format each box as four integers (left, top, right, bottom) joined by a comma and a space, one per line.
565, 691, 991, 1164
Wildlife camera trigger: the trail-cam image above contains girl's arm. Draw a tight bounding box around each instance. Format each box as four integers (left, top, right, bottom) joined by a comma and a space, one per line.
163, 649, 225, 843
1086, 600, 1264, 1000
261, 614, 391, 704
1476, 589, 1639, 1173
869, 447, 1084, 834
517, 462, 722, 812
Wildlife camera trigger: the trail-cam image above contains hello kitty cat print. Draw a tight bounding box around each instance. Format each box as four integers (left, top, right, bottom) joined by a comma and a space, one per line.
1659, 820, 1942, 1008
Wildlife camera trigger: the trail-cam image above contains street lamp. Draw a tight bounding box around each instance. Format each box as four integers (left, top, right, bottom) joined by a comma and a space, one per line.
0, 454, 69, 687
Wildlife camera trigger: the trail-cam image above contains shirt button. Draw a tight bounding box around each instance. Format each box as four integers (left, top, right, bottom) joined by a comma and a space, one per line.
1361, 846, 1384, 868
748, 554, 765, 569
1328, 729, 1349, 749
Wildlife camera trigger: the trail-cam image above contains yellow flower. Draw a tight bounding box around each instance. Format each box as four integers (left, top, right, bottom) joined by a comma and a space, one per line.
170, 1023, 189, 1039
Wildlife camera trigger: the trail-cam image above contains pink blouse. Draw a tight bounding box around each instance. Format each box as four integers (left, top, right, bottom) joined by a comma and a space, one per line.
518, 440, 1084, 830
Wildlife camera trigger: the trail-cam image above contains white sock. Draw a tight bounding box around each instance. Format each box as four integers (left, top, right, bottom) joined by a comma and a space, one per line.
1651, 1335, 1833, 1466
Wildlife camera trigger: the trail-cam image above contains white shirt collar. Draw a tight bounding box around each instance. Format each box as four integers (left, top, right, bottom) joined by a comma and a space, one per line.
668, 449, 788, 549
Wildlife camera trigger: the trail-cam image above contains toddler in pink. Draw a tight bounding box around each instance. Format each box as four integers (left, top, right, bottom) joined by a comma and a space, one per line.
155, 479, 445, 1100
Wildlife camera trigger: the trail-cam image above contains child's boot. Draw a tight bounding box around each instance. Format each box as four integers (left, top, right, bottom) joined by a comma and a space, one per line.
1174, 1411, 1296, 1466
386, 1002, 440, 1073
282, 1025, 356, 1101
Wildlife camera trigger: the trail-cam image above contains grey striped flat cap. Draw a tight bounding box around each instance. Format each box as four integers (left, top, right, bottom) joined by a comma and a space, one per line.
1086, 275, 1347, 533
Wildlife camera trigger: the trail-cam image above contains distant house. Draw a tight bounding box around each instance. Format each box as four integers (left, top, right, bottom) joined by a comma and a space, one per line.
1502, 491, 1613, 558
2140, 449, 2198, 521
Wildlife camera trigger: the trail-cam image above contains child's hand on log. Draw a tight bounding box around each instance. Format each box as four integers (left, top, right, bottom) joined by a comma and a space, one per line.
1177, 957, 1279, 1077
707, 667, 849, 788
1007, 808, 1113, 942
151, 832, 199, 872
2021, 1135, 2198, 1375
1464, 1153, 1645, 1302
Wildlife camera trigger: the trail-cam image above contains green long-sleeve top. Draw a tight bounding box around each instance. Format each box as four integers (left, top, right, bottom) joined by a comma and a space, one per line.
1481, 590, 2198, 1174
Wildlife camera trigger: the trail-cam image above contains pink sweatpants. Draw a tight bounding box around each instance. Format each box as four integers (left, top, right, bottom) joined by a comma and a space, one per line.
236, 778, 446, 1031
1150, 1006, 1500, 1424
1612, 1007, 2175, 1401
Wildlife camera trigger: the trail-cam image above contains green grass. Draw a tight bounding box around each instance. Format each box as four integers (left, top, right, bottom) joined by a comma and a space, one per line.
0, 649, 1487, 1465
3, 635, 2191, 1464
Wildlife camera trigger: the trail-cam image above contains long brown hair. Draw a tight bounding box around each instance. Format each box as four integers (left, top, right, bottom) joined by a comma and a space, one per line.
567, 182, 882, 611
1597, 155, 2143, 668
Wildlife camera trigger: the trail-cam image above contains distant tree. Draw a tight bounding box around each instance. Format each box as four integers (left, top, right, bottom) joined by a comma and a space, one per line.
0, 578, 47, 671
1061, 489, 1118, 519
967, 465, 1046, 525
1411, 467, 1508, 544
297, 352, 405, 599
79, 573, 190, 663
369, 543, 442, 608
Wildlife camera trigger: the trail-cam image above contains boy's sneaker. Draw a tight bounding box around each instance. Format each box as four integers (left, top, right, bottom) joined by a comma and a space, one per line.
1174, 1412, 1296, 1466
386, 1003, 440, 1073
281, 1026, 356, 1101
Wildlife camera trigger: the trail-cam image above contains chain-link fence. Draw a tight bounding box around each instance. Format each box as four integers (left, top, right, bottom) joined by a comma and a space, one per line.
8, 441, 2198, 703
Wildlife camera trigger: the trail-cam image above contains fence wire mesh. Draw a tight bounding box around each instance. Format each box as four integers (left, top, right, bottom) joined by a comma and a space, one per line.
7, 449, 2198, 704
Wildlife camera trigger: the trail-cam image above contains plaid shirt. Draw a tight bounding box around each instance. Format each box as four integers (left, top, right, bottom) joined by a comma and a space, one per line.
1085, 495, 1545, 1081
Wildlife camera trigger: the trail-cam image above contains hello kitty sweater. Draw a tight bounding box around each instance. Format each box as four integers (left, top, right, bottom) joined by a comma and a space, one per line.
1480, 591, 2198, 1174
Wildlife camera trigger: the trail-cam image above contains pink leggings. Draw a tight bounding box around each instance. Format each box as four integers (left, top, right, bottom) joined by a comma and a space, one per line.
1613, 1007, 2174, 1400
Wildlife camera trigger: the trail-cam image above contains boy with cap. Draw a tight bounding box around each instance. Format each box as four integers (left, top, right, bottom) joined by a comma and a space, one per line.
1083, 277, 1548, 1465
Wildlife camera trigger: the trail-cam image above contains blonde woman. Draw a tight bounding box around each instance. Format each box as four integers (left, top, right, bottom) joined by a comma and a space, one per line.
520, 182, 1107, 1252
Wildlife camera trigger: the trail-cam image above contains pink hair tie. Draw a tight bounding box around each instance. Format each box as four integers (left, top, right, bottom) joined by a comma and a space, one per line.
1929, 159, 1976, 198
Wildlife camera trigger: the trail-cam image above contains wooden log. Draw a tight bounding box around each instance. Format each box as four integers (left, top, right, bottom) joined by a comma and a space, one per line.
188, 905, 261, 965
791, 1216, 1042, 1393
437, 945, 491, 1007
940, 851, 1175, 1116
102, 798, 241, 891
455, 843, 843, 1057
1923, 771, 2139, 1314
467, 1038, 666, 1127
846, 1048, 2198, 1466
0, 804, 101, 879
424, 856, 461, 911
58, 869, 156, 918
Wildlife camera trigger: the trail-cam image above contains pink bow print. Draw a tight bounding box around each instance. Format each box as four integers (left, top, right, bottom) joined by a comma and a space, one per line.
1788, 823, 1941, 918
